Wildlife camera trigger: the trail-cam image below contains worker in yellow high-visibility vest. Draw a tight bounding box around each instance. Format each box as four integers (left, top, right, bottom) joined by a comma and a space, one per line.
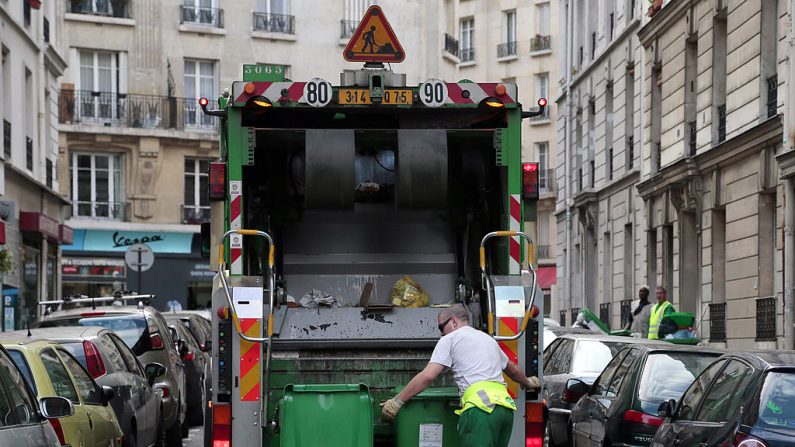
648, 286, 675, 340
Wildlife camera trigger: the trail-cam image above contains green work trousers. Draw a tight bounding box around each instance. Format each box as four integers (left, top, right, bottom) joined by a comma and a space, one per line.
457, 405, 514, 447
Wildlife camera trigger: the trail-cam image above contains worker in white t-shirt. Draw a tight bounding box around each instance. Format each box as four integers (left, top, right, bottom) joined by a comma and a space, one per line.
381, 304, 540, 447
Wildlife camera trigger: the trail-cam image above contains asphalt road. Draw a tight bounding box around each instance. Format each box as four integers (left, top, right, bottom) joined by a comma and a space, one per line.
183, 427, 204, 447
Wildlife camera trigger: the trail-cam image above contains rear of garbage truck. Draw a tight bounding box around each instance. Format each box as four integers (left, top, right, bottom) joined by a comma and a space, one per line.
202, 57, 547, 446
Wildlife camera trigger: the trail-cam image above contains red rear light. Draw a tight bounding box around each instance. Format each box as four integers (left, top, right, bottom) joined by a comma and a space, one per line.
182, 351, 195, 361
213, 403, 231, 447
623, 409, 663, 427
734, 432, 767, 447
80, 311, 105, 317
538, 97, 548, 108
49, 418, 66, 445
199, 97, 209, 107
83, 340, 106, 379
209, 162, 226, 199
525, 421, 543, 447
522, 162, 539, 199
150, 333, 164, 350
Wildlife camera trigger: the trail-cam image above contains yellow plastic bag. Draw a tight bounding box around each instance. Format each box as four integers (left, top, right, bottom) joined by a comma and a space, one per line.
391, 276, 430, 308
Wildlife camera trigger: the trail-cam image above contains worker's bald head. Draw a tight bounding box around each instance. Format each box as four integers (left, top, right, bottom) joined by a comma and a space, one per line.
438, 304, 469, 323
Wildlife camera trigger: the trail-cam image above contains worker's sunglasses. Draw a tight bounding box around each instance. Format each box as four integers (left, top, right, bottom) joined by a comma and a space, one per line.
438, 318, 452, 334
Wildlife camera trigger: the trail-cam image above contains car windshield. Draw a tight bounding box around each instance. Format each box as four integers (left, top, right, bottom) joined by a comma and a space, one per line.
750, 371, 795, 435
637, 352, 718, 414
571, 340, 626, 373
43, 315, 151, 356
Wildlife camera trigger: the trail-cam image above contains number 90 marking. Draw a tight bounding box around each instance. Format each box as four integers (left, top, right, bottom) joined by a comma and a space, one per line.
420, 79, 447, 107
304, 78, 332, 107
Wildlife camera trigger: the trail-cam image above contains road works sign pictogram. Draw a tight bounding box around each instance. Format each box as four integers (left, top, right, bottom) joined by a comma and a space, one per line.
343, 5, 405, 63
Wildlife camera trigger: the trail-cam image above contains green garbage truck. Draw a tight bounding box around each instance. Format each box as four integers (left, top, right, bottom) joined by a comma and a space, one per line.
201, 7, 547, 446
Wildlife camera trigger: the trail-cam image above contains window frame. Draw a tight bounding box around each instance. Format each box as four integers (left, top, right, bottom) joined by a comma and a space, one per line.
70, 152, 124, 219
56, 348, 106, 407
40, 347, 80, 405
693, 359, 755, 423
184, 158, 210, 210
591, 348, 630, 396
109, 333, 145, 377
503, 10, 516, 43
0, 349, 38, 427
460, 17, 474, 51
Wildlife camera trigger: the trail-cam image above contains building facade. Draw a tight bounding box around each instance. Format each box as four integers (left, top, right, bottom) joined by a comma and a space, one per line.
557, 0, 793, 349
56, 0, 461, 311
0, 0, 71, 330
449, 0, 561, 312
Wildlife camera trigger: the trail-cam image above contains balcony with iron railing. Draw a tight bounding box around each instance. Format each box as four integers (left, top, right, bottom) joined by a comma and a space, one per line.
620, 299, 632, 328
59, 90, 219, 132
460, 47, 475, 63
599, 303, 611, 329
530, 35, 551, 53
767, 75, 778, 119
756, 296, 776, 341
708, 302, 726, 342
70, 0, 131, 18
539, 169, 556, 194
181, 204, 211, 224
72, 201, 132, 222
253, 12, 294, 34
340, 19, 357, 39
535, 245, 551, 260
497, 41, 517, 58
180, 5, 223, 28
444, 33, 459, 58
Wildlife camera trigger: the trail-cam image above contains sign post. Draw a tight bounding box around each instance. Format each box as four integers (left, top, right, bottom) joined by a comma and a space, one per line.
125, 243, 154, 293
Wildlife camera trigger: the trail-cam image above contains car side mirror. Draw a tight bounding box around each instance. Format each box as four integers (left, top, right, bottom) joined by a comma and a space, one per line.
563, 378, 590, 403
39, 397, 74, 418
102, 386, 115, 403
144, 362, 166, 386
658, 399, 677, 419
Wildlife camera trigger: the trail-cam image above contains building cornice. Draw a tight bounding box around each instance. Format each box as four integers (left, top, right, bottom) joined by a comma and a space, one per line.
638, 0, 692, 46
44, 45, 68, 77
637, 116, 783, 198
776, 148, 795, 180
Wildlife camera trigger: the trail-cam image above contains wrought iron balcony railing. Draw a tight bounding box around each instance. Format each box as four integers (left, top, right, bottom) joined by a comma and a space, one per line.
340, 19, 357, 38
531, 35, 551, 52
181, 204, 211, 224
460, 48, 475, 63
181, 5, 223, 28
59, 90, 219, 132
620, 299, 632, 328
599, 303, 611, 329
756, 297, 776, 341
708, 302, 726, 342
497, 41, 517, 58
70, 0, 131, 18
444, 33, 459, 57
253, 12, 294, 34
72, 201, 131, 221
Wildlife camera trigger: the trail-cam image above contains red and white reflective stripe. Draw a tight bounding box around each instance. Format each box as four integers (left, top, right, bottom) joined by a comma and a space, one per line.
509, 194, 521, 274
234, 82, 306, 104
446, 83, 517, 104
229, 181, 242, 274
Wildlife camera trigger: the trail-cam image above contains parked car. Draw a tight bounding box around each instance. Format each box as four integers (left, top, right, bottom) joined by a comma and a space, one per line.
544, 324, 593, 350
0, 337, 124, 447
165, 317, 209, 426
0, 343, 74, 447
652, 351, 795, 447
568, 344, 723, 446
166, 312, 212, 352
39, 305, 188, 444
542, 334, 667, 447
8, 327, 164, 447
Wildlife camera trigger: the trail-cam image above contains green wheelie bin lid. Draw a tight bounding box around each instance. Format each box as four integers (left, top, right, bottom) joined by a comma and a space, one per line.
393, 386, 461, 447
280, 384, 373, 447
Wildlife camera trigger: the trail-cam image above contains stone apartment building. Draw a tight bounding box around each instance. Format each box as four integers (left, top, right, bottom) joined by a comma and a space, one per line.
558, 0, 793, 349
54, 0, 461, 310
450, 0, 561, 312
0, 0, 70, 330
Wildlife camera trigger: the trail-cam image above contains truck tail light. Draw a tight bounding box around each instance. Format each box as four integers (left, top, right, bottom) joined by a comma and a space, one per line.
212, 402, 231, 447
83, 340, 106, 379
209, 162, 226, 199
522, 162, 539, 199
525, 402, 544, 447
48, 418, 66, 445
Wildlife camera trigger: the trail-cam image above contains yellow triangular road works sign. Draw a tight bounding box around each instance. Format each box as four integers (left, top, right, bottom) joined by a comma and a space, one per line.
343, 5, 405, 63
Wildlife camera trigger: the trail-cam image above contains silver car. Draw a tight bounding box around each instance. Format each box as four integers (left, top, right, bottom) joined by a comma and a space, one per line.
0, 344, 74, 447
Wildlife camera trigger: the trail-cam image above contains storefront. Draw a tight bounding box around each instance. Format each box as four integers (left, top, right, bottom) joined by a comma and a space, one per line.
62, 227, 213, 311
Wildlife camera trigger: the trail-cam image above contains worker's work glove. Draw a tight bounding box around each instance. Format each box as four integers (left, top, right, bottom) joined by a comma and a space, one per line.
380, 397, 404, 421
524, 376, 541, 392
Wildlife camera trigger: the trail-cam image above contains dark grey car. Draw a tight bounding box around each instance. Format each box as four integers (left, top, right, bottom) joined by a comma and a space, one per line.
166, 318, 209, 427
39, 305, 188, 445
0, 344, 73, 447
542, 334, 666, 446
10, 327, 163, 447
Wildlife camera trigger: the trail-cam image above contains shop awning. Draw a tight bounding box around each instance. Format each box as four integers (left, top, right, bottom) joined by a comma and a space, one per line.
63, 229, 195, 254
19, 212, 60, 242
537, 266, 557, 289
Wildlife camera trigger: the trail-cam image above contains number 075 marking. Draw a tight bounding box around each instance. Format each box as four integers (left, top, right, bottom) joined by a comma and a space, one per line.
420, 79, 447, 107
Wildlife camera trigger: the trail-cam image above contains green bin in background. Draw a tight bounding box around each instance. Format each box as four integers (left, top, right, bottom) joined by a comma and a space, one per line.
280, 384, 373, 447
394, 386, 460, 447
